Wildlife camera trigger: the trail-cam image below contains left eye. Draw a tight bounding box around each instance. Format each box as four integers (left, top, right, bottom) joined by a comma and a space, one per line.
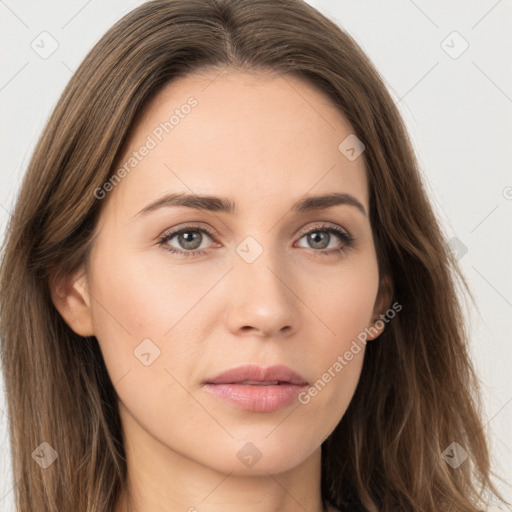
157, 224, 354, 257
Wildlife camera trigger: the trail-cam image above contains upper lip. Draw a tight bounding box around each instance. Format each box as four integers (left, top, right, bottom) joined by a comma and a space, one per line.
204, 364, 308, 386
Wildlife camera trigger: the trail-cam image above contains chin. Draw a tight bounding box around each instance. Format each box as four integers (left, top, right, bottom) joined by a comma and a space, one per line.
196, 434, 319, 476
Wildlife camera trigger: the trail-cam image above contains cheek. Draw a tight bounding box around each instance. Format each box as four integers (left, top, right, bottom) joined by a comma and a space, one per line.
86, 242, 178, 376
86, 240, 225, 399
298, 254, 378, 420
307, 251, 380, 344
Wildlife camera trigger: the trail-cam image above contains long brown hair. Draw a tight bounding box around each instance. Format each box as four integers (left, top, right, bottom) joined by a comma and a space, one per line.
0, 0, 507, 510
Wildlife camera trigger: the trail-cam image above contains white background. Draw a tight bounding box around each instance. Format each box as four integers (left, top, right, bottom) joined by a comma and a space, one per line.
1, 1, 511, 510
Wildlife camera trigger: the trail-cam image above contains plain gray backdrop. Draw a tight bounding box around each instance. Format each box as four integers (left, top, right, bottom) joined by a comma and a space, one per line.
1, 1, 511, 510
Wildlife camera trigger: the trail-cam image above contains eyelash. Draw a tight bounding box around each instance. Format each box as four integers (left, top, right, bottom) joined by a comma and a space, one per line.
157, 223, 355, 259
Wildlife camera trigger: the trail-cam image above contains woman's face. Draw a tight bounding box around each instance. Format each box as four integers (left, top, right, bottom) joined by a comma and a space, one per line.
63, 69, 389, 476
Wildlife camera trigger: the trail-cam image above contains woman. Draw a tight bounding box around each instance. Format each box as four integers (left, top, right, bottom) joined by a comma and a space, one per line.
0, 0, 507, 511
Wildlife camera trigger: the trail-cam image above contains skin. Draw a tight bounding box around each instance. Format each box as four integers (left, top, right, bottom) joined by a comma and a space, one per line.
51, 68, 391, 512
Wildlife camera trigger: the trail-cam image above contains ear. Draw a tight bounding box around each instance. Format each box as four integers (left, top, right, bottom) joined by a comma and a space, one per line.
366, 274, 393, 341
49, 265, 95, 337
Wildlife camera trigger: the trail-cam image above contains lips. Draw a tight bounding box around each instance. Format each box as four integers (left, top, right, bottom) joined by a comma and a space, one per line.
203, 364, 308, 386
203, 364, 309, 413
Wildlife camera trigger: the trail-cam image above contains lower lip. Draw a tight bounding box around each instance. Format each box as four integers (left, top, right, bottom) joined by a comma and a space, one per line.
203, 383, 307, 413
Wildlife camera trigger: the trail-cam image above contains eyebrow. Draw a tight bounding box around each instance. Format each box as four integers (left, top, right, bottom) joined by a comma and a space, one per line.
133, 191, 367, 218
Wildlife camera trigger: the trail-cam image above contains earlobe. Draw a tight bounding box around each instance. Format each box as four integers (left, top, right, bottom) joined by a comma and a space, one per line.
49, 265, 95, 337
367, 274, 393, 341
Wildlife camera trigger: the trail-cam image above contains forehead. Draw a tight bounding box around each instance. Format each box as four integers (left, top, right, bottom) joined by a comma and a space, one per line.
104, 68, 368, 220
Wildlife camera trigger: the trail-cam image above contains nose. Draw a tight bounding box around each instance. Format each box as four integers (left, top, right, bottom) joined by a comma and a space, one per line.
224, 243, 302, 339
